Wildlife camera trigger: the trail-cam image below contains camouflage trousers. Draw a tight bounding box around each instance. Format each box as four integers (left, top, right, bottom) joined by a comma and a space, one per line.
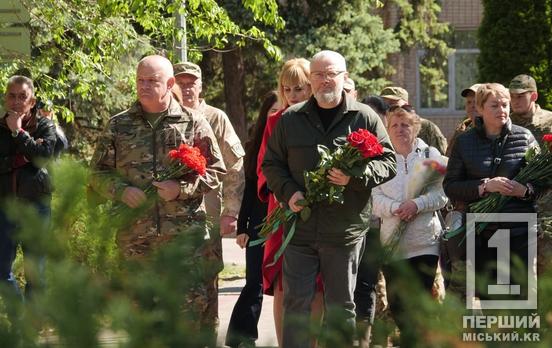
202, 222, 224, 333
117, 218, 223, 344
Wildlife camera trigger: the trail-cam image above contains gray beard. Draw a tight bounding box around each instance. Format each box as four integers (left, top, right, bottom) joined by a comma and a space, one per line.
315, 91, 340, 105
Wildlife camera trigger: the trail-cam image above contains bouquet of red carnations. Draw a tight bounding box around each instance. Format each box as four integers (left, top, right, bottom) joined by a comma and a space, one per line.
163, 143, 207, 179
445, 134, 552, 239
251, 129, 384, 264
114, 144, 206, 213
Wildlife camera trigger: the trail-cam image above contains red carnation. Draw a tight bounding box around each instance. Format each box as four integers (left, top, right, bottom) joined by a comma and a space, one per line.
168, 149, 180, 159
543, 134, 552, 143
167, 144, 207, 176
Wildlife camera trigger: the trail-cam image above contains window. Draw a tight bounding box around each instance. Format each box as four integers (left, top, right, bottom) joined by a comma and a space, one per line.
416, 30, 479, 114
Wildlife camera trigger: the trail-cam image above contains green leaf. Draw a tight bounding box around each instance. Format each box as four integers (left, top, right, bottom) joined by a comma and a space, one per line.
296, 199, 308, 207
300, 207, 311, 221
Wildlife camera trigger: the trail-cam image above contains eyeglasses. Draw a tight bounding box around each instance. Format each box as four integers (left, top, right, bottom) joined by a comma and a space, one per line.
387, 104, 415, 113
311, 71, 345, 80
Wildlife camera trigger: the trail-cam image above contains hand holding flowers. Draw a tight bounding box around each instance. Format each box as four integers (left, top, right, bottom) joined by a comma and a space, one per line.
118, 143, 206, 210
445, 134, 552, 239
382, 158, 447, 260
251, 128, 384, 265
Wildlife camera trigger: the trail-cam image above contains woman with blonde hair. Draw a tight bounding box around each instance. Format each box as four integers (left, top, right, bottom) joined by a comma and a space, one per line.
256, 58, 324, 347
444, 83, 540, 304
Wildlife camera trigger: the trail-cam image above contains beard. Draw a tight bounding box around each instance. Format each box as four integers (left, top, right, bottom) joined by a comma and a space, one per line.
315, 90, 341, 105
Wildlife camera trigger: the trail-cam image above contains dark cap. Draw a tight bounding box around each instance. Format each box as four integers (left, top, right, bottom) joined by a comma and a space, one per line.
461, 83, 481, 97
173, 62, 202, 79
509, 74, 537, 94
380, 86, 408, 102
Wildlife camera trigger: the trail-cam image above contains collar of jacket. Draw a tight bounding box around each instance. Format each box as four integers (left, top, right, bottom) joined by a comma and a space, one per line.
197, 99, 208, 114
474, 116, 512, 138
293, 92, 359, 132
511, 103, 539, 126
126, 97, 194, 120
297, 92, 359, 114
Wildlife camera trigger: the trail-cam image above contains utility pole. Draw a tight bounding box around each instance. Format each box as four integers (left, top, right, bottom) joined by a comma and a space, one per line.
174, 0, 187, 62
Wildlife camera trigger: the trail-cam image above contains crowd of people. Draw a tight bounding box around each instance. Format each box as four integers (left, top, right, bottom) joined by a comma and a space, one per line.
0, 50, 550, 348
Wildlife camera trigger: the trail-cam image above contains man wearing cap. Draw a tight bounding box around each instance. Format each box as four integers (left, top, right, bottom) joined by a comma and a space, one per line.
344, 77, 357, 100
173, 61, 245, 333
380, 86, 448, 155
509, 74, 552, 144
445, 83, 481, 156
509, 74, 552, 274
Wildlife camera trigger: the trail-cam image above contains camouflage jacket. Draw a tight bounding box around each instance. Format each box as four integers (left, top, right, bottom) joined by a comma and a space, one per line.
90, 98, 226, 254
446, 117, 473, 157
511, 104, 552, 146
511, 104, 552, 228
198, 100, 245, 219
418, 118, 448, 155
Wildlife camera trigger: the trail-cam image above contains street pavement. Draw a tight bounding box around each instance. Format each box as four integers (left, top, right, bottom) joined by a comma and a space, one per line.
217, 237, 277, 348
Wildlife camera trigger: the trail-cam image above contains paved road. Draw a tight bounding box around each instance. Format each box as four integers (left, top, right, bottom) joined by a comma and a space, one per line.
217, 237, 277, 348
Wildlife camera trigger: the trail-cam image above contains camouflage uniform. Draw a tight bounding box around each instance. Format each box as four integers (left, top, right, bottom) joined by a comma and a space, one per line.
511, 104, 552, 273
197, 99, 245, 330
199, 100, 245, 219
418, 117, 448, 155
445, 117, 473, 157
90, 98, 226, 328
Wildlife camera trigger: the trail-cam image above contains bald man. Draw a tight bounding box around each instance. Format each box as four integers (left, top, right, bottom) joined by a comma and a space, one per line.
90, 55, 226, 339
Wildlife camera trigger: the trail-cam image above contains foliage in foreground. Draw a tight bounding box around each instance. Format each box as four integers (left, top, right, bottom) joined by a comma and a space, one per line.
1, 162, 551, 346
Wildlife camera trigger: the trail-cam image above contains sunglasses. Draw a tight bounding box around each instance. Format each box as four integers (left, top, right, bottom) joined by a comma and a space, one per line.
387, 103, 415, 113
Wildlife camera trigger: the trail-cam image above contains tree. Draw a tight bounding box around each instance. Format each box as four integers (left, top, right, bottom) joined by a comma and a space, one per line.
280, 0, 401, 95
0, 0, 283, 155
392, 0, 453, 102
478, 0, 552, 109
211, 0, 452, 130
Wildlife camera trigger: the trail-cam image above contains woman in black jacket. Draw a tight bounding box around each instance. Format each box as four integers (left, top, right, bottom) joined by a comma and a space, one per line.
225, 91, 280, 348
443, 83, 540, 303
0, 75, 56, 297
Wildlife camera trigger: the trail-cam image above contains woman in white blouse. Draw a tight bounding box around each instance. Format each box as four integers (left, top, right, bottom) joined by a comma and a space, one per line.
371, 104, 447, 347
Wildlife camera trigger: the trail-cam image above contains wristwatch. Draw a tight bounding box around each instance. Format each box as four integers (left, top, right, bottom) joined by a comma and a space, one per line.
478, 178, 490, 197
523, 182, 535, 199
11, 128, 21, 138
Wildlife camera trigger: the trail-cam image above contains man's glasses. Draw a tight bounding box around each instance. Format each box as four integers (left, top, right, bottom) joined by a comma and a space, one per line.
311, 71, 345, 80
388, 103, 415, 113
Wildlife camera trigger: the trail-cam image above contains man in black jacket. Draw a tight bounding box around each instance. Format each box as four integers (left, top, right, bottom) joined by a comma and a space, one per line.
0, 75, 56, 296
262, 50, 396, 347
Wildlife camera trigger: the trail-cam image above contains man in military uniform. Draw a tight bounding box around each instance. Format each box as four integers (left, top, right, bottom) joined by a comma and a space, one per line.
173, 61, 245, 335
344, 77, 358, 100
380, 86, 448, 155
509, 74, 552, 273
446, 83, 481, 156
89, 55, 226, 336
